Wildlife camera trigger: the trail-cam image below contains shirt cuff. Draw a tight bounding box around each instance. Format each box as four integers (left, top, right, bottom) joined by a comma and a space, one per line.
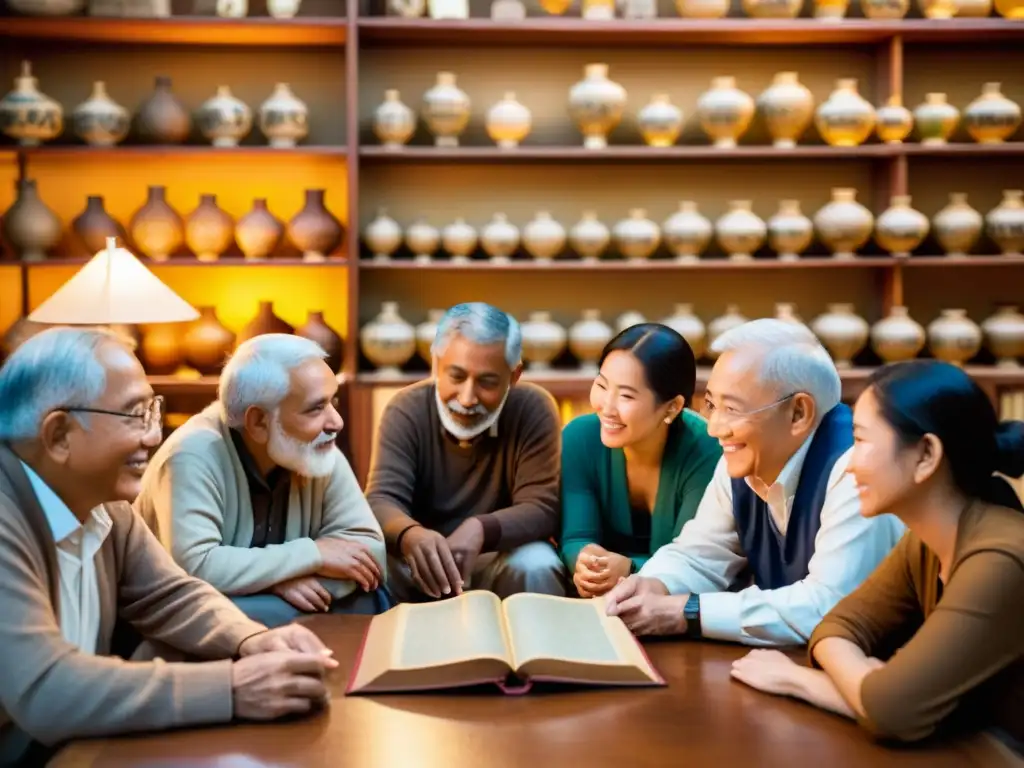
697, 592, 744, 642
477, 514, 502, 552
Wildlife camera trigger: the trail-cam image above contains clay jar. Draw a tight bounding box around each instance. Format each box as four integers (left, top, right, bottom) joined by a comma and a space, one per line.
637, 94, 684, 148
236, 199, 285, 260
296, 311, 344, 372
0, 61, 63, 147
520, 311, 568, 370
523, 212, 566, 261
569, 211, 610, 262
813, 188, 874, 259
963, 83, 1021, 144
913, 93, 960, 145
259, 83, 309, 148
486, 92, 532, 149
237, 301, 294, 345
696, 76, 755, 149
129, 185, 185, 261
874, 195, 930, 257
870, 306, 925, 363
810, 304, 869, 368
182, 306, 236, 375
364, 208, 403, 262
927, 309, 982, 366
613, 209, 660, 260
196, 86, 252, 148
480, 213, 519, 263
661, 303, 707, 359
981, 305, 1024, 367
757, 72, 814, 149
136, 76, 191, 145
421, 72, 471, 148
441, 218, 478, 262
139, 325, 183, 375
986, 189, 1024, 255
768, 199, 813, 261
288, 189, 344, 262
568, 63, 627, 150
72, 81, 130, 147
568, 309, 612, 373
715, 201, 766, 261
373, 90, 416, 149
2, 178, 61, 261
815, 79, 876, 147
663, 201, 712, 263
708, 305, 749, 358
416, 309, 445, 364
185, 194, 234, 262
874, 95, 914, 144
72, 195, 127, 256
933, 192, 982, 257
359, 301, 416, 375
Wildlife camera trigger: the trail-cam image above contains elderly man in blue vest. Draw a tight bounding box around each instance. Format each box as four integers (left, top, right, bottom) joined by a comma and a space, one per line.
604, 318, 905, 647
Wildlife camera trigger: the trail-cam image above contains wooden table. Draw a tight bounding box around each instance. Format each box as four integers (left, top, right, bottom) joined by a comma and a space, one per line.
51, 615, 1021, 768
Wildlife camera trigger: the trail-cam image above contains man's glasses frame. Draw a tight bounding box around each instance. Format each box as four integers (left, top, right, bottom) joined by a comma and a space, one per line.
59, 395, 165, 433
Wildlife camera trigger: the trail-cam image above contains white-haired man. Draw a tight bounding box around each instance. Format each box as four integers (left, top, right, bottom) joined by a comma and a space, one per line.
605, 319, 905, 647
134, 334, 388, 628
0, 328, 336, 765
365, 302, 567, 601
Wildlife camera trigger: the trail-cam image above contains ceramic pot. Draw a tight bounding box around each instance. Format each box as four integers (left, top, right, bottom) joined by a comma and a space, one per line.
775, 302, 804, 324
540, 0, 572, 11
707, 304, 749, 358
616, 311, 647, 331
364, 208, 403, 262
2, 179, 61, 262
217, 0, 248, 15
373, 90, 416, 149
927, 309, 982, 366
697, 76, 755, 149
72, 195, 126, 257
139, 325, 183, 375
813, 188, 875, 259
860, 0, 909, 15
182, 306, 236, 375
185, 194, 234, 262
288, 189, 343, 262
196, 86, 252, 148
870, 306, 925, 363
6, 0, 85, 13
297, 310, 343, 372
405, 219, 439, 262
129, 185, 184, 262
715, 200, 766, 261
422, 72, 470, 148
757, 72, 814, 149
237, 301, 294, 345
569, 309, 612, 373
933, 192, 982, 257
569, 211, 610, 262
768, 199, 813, 261
661, 303, 707, 359
236, 198, 284, 260
360, 301, 416, 375
810, 303, 869, 368
442, 218, 478, 262
913, 93, 960, 145
674, 0, 728, 15
964, 83, 1022, 145
521, 311, 568, 371
486, 92, 532, 149
613, 209, 660, 260
875, 95, 914, 144
663, 201, 712, 263
416, 308, 445, 363
568, 63, 627, 150
813, 0, 851, 17
135, 76, 191, 145
523, 212, 566, 261
982, 305, 1024, 367
259, 83, 309, 148
0, 317, 48, 363
637, 94, 684, 148
986, 190, 1024, 256
815, 79, 876, 147
874, 195, 929, 257
268, 0, 302, 16
918, 0, 958, 18
72, 81, 129, 147
481, 213, 519, 263
955, 0, 991, 13
743, 0, 802, 16
0, 61, 62, 147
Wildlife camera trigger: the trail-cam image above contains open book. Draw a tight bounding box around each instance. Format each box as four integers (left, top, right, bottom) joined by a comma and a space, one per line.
345, 590, 665, 695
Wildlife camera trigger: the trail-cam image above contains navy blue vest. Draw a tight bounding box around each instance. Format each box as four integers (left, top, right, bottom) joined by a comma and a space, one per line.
731, 403, 853, 591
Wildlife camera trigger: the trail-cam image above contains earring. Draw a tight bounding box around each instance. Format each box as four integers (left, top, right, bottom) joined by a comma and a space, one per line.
664, 413, 674, 424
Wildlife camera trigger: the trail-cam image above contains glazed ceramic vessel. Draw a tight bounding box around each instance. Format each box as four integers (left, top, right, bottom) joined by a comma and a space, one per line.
0, 61, 62, 147
129, 185, 185, 261
874, 195, 930, 257
568, 309, 612, 373
927, 309, 982, 366
810, 303, 869, 368
236, 199, 284, 260
616, 311, 647, 331
757, 72, 814, 149
196, 86, 252, 147
297, 310, 343, 372
520, 311, 568, 370
259, 83, 309, 148
268, 0, 302, 16
486, 92, 532, 149
661, 303, 707, 359
986, 190, 1024, 256
637, 94, 684, 148
422, 72, 470, 148
981, 305, 1024, 367
480, 213, 520, 263
815, 79, 876, 147
416, 308, 445, 363
72, 195, 126, 256
71, 81, 129, 147
360, 301, 416, 374
696, 76, 755, 149
568, 64, 627, 150
405, 219, 439, 262
613, 209, 660, 260
813, 188, 875, 259
663, 201, 712, 263
870, 306, 926, 363
374, 90, 416, 148
743, 0, 802, 16
933, 192, 983, 257
569, 211, 610, 262
963, 83, 1022, 144
442, 218, 478, 262
875, 95, 914, 144
861, 0, 909, 16
715, 200, 766, 261
288, 189, 344, 262
182, 306, 236, 375
2, 178, 61, 261
775, 302, 804, 324
185, 194, 234, 262
139, 325, 183, 375
135, 76, 191, 145
707, 304, 749, 358
675, 0, 728, 15
913, 93, 960, 145
364, 208, 403, 262
523, 212, 567, 261
768, 199, 813, 261
237, 301, 294, 345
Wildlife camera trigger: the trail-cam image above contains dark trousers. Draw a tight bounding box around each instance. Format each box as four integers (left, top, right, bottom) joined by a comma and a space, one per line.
230, 587, 393, 628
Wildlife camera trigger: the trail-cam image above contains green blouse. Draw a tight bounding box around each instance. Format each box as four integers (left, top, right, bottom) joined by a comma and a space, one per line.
559, 410, 722, 573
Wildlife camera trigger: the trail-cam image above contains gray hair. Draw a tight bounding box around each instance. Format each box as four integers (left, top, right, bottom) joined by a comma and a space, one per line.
218, 333, 328, 428
0, 326, 123, 442
431, 302, 522, 369
711, 318, 842, 420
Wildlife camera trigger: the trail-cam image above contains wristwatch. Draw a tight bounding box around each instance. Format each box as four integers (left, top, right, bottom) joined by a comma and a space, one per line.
684, 594, 703, 640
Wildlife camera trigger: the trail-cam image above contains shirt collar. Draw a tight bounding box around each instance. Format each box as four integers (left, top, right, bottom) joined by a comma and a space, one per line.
19, 460, 97, 544
229, 427, 287, 490
745, 425, 818, 504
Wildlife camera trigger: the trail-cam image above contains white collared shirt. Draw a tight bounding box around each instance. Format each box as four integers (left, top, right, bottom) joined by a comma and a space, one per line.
21, 461, 112, 654
639, 435, 906, 647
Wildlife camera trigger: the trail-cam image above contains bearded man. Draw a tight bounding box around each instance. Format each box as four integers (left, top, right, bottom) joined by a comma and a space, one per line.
365, 302, 567, 601
134, 334, 388, 628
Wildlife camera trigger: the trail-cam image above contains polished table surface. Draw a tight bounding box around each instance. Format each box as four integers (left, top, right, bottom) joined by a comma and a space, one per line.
51, 615, 1021, 768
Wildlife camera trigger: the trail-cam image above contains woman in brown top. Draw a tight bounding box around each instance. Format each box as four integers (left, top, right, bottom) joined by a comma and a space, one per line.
729, 359, 1024, 748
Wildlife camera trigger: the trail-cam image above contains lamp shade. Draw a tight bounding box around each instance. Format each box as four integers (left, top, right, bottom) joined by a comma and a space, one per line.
29, 237, 199, 325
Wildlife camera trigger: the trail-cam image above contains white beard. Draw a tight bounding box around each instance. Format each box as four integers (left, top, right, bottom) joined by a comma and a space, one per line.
266, 413, 338, 478
435, 385, 509, 442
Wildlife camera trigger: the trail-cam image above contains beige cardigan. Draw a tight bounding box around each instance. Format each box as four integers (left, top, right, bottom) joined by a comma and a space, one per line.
0, 444, 267, 760
133, 403, 386, 599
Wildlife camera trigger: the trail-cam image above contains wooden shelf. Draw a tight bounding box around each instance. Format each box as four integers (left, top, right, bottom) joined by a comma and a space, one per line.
359, 256, 899, 270
4, 145, 348, 159
148, 375, 219, 397
901, 255, 1024, 266
20, 257, 349, 267
356, 18, 1024, 48
0, 16, 347, 46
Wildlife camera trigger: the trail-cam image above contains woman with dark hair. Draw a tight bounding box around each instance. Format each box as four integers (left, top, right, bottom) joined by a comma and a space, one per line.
559, 323, 722, 598
731, 359, 1024, 749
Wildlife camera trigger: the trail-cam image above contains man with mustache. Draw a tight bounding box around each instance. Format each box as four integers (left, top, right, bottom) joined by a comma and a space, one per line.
134, 334, 388, 628
366, 302, 567, 601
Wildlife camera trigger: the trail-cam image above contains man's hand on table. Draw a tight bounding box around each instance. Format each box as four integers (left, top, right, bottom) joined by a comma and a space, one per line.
604, 575, 689, 636
400, 525, 464, 599
316, 537, 382, 592
273, 576, 333, 613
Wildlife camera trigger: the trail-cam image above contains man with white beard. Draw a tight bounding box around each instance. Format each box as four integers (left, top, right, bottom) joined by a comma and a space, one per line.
134, 334, 389, 627
366, 302, 567, 601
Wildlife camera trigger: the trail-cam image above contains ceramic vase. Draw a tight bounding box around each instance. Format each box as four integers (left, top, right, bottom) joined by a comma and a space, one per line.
768, 199, 813, 261
981, 305, 1024, 367
963, 83, 1022, 144
442, 218, 478, 262
913, 93, 960, 145
775, 302, 804, 324
182, 306, 235, 375
139, 325, 182, 375
569, 309, 612, 373
815, 79, 876, 147
874, 195, 930, 257
268, 0, 302, 17
569, 211, 610, 262
236, 199, 284, 260
715, 200, 766, 261
216, 0, 248, 15
135, 76, 191, 145
523, 212, 566, 261
297, 311, 344, 372
364, 208, 403, 262
6, 0, 85, 13
360, 301, 416, 375
956, 0, 991, 12
861, 0, 909, 15
708, 304, 749, 358
870, 306, 925, 363
663, 201, 712, 263
185, 194, 234, 262
129, 185, 185, 262
374, 90, 416, 149
813, 188, 875, 259
613, 209, 660, 261
416, 308, 445, 363
813, 0, 851, 17
521, 311, 567, 370
986, 190, 1024, 256
616, 311, 647, 331
481, 213, 520, 263
757, 72, 814, 149
568, 63, 627, 150
810, 303, 869, 368
486, 92, 532, 149
995, 0, 1024, 19
743, 0, 802, 16
196, 86, 252, 148
637, 94, 684, 148
918, 0, 958, 18
422, 72, 470, 148
927, 309, 982, 366
675, 0, 729, 15
72, 195, 126, 256
72, 81, 129, 147
661, 303, 707, 359
406, 219, 439, 262
237, 301, 294, 345
1, 178, 61, 262
0, 61, 63, 147
288, 189, 343, 262
875, 95, 914, 144
259, 83, 308, 148
696, 76, 755, 149
933, 192, 982, 257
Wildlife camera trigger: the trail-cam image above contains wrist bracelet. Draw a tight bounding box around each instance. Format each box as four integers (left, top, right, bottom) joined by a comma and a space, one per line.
395, 523, 421, 552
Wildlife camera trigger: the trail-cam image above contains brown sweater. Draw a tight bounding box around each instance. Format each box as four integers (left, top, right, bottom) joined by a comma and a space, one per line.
0, 444, 266, 760
809, 500, 1024, 746
365, 379, 561, 553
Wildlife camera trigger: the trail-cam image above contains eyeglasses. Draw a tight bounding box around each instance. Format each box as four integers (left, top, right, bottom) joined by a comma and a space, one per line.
700, 392, 797, 427
60, 395, 165, 434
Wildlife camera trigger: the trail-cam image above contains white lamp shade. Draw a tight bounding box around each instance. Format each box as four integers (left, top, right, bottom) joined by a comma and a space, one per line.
29, 238, 199, 325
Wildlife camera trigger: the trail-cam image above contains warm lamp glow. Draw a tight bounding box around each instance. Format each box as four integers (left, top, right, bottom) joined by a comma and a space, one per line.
29, 237, 199, 325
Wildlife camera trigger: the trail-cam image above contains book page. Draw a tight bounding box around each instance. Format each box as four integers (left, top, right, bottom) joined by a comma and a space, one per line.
395, 590, 512, 669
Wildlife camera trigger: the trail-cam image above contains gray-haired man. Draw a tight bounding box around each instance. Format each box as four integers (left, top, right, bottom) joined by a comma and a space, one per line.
365, 302, 567, 601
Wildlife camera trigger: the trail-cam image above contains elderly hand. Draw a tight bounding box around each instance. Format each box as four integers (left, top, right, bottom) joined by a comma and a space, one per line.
239, 624, 338, 667
574, 544, 632, 598
447, 517, 485, 583
231, 651, 332, 721
604, 576, 686, 636
316, 538, 382, 592
730, 650, 803, 698
401, 525, 463, 599
273, 576, 332, 613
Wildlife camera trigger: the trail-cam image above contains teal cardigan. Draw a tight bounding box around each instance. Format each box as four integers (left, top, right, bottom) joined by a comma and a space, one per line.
559, 410, 722, 573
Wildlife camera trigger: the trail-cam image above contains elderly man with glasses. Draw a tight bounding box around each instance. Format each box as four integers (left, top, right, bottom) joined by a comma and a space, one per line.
605, 319, 905, 648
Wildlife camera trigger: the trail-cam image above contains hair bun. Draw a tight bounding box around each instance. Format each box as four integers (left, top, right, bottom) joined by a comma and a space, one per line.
995, 420, 1024, 479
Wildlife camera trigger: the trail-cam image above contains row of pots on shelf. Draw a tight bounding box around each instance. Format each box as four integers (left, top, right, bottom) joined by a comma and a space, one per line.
363, 189, 1024, 264
374, 70, 1022, 151
512, 0, 1017, 19
0, 65, 311, 149
0, 183, 345, 262
359, 301, 1024, 375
